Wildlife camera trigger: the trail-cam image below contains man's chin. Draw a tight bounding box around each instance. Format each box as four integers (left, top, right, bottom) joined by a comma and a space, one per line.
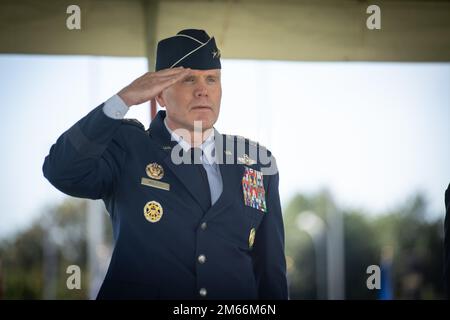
189, 118, 215, 131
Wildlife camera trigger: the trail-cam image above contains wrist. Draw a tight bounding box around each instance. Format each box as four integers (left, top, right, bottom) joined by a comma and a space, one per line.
117, 89, 134, 108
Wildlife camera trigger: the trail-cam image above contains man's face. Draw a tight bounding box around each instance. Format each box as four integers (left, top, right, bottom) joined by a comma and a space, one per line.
156, 68, 222, 132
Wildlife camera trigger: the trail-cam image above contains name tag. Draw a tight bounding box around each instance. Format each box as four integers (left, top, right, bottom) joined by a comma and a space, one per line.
141, 177, 170, 191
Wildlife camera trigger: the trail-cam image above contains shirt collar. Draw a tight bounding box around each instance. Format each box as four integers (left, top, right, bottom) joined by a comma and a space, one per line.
164, 118, 217, 165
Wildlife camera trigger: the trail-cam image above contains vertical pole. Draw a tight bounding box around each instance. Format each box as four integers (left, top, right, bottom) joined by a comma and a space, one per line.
326, 199, 345, 299
143, 0, 159, 121
314, 234, 326, 299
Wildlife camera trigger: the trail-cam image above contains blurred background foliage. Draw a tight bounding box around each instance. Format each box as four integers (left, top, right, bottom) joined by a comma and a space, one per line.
285, 190, 445, 299
0, 191, 446, 299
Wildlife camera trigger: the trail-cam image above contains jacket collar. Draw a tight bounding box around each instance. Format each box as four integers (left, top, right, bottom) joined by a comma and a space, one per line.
163, 117, 217, 165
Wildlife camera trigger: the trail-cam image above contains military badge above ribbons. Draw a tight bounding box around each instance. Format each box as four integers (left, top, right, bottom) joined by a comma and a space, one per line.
242, 167, 267, 213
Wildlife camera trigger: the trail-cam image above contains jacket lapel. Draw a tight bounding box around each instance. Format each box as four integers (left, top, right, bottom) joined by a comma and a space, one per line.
163, 157, 211, 213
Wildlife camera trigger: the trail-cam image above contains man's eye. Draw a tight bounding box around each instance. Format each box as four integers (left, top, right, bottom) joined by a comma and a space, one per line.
207, 78, 216, 82
184, 78, 195, 82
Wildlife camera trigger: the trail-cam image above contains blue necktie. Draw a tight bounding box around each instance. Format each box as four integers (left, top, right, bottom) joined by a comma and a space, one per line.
188, 147, 212, 209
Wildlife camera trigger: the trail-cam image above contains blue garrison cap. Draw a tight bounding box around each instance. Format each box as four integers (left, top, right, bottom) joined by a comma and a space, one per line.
155, 29, 221, 71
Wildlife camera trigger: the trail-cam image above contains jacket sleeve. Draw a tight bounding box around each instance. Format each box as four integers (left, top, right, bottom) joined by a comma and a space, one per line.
42, 103, 126, 200
252, 167, 289, 300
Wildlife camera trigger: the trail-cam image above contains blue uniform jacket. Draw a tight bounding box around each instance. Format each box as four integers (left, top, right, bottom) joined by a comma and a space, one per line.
43, 103, 288, 300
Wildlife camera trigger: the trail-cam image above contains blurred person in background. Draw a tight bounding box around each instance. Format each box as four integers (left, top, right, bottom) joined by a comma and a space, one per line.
444, 183, 450, 298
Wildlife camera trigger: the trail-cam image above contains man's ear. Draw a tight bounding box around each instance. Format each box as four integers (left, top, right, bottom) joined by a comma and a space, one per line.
155, 93, 166, 109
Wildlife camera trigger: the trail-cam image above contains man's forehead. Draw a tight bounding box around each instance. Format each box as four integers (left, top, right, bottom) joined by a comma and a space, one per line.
185, 69, 221, 76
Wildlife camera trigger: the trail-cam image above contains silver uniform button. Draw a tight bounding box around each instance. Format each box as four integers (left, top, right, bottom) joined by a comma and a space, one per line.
198, 254, 206, 264
115, 111, 122, 118
200, 222, 207, 230
199, 288, 207, 297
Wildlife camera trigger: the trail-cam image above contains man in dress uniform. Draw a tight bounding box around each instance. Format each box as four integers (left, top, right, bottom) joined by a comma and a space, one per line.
43, 29, 288, 300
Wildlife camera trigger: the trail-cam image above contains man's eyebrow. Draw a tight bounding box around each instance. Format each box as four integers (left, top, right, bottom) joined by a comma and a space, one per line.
183, 74, 219, 79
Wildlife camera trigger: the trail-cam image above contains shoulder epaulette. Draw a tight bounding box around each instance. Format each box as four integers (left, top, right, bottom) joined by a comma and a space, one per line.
122, 118, 145, 131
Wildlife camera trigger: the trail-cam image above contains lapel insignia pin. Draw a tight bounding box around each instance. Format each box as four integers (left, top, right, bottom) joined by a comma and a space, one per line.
146, 162, 164, 180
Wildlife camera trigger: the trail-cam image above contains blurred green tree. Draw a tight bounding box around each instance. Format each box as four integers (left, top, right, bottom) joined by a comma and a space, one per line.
284, 191, 445, 299
0, 198, 101, 299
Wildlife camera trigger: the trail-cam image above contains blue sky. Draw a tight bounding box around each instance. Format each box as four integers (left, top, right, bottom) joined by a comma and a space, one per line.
0, 54, 449, 239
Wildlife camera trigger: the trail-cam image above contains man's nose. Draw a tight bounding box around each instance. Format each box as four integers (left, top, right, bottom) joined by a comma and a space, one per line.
194, 84, 208, 97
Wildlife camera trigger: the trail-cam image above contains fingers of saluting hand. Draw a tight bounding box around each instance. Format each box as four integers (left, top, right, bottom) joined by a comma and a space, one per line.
118, 67, 191, 107
153, 68, 191, 90
156, 66, 191, 76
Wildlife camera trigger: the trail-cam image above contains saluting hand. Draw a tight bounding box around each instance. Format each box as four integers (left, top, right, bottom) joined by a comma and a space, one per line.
117, 67, 191, 107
